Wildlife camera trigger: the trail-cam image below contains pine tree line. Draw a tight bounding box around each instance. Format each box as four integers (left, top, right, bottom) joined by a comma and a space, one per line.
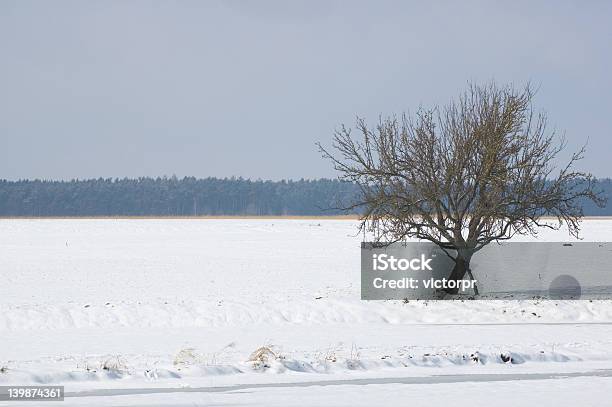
0, 177, 609, 217
0, 177, 360, 216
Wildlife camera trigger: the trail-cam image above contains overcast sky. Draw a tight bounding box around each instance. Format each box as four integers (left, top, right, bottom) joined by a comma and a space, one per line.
1, 0, 611, 180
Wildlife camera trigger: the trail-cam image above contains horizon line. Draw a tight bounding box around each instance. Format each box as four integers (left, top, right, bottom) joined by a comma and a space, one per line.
2, 176, 612, 183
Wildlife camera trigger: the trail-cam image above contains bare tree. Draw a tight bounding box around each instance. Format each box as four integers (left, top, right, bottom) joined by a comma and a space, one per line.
318, 82, 605, 295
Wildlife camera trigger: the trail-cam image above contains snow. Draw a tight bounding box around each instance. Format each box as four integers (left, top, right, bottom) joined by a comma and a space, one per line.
1, 219, 612, 406
49, 377, 612, 407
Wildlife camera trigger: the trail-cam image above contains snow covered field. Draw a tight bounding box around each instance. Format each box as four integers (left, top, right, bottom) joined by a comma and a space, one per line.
1, 219, 612, 406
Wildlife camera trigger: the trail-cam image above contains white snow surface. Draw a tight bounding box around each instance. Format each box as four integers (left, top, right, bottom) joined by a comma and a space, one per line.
1, 218, 612, 406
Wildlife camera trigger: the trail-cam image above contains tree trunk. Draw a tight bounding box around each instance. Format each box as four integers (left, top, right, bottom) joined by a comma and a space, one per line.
444, 257, 469, 294
444, 252, 478, 295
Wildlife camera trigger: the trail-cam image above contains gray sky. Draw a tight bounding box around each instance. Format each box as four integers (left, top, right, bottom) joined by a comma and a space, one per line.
1, 0, 611, 180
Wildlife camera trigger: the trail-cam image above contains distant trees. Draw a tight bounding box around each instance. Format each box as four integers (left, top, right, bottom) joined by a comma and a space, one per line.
320, 82, 607, 294
0, 174, 609, 218
0, 177, 359, 216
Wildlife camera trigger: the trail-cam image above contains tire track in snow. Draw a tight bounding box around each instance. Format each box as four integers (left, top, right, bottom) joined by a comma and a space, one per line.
65, 368, 612, 399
